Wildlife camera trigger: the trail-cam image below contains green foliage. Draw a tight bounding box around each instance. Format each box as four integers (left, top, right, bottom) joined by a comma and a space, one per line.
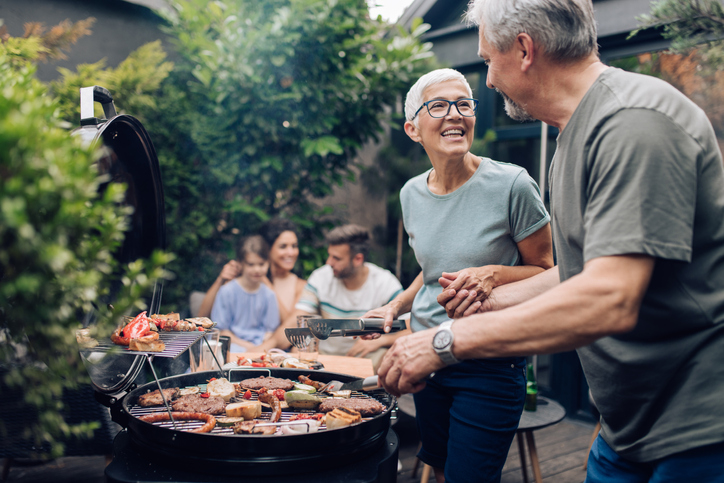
50, 40, 174, 124
631, 0, 724, 73
148, 0, 434, 306
0, 45, 171, 457
631, 0, 724, 53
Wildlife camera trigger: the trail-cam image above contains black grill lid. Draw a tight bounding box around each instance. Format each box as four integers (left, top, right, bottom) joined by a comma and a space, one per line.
73, 86, 167, 396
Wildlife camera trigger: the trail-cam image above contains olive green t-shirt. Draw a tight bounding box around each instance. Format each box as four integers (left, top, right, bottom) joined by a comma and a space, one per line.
550, 67, 724, 462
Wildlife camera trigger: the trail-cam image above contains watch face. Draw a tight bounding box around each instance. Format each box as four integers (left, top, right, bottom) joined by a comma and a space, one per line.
433, 330, 452, 349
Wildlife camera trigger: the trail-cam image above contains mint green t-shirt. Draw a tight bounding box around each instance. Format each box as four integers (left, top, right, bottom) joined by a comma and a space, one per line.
401, 158, 550, 332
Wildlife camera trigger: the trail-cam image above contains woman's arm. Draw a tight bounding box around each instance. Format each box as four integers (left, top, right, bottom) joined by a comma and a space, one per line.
363, 272, 424, 334
437, 224, 554, 318
197, 260, 242, 318
274, 277, 307, 324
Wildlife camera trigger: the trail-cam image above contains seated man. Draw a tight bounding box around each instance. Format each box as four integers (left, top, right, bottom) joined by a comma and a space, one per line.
258, 224, 407, 371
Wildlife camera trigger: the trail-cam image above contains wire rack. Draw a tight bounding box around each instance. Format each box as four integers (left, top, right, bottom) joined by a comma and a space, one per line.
84, 329, 210, 359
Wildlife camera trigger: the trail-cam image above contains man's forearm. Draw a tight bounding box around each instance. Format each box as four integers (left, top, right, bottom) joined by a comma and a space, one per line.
484, 266, 560, 311
456, 256, 653, 358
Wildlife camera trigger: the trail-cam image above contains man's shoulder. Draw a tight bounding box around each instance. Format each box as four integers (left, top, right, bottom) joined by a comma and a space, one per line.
365, 263, 402, 288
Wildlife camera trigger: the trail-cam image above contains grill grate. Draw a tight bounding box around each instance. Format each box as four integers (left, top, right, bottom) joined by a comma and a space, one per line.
85, 329, 209, 359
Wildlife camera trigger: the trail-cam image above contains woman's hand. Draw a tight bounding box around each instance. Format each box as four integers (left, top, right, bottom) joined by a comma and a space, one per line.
437, 267, 498, 318
359, 301, 402, 339
219, 260, 242, 283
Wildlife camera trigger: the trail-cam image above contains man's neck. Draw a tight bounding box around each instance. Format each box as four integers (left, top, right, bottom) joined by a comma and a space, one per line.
341, 263, 369, 291
529, 55, 609, 132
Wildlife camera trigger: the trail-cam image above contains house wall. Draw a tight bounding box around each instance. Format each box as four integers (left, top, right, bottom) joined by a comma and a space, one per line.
0, 0, 171, 82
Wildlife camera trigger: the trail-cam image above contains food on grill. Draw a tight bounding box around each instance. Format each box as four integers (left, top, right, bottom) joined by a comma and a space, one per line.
216, 416, 245, 427
280, 420, 321, 435
179, 386, 200, 396
75, 328, 98, 349
329, 390, 351, 399
129, 335, 165, 352
111, 311, 157, 346
298, 375, 325, 391
288, 413, 325, 422
284, 390, 321, 410
239, 376, 295, 391
293, 383, 317, 393
137, 387, 180, 407
226, 401, 261, 419
156, 318, 198, 332
258, 388, 282, 422
139, 411, 217, 433
325, 407, 362, 429
186, 317, 215, 329
150, 312, 180, 322
171, 394, 226, 414
233, 421, 276, 435
318, 398, 386, 416
206, 378, 235, 402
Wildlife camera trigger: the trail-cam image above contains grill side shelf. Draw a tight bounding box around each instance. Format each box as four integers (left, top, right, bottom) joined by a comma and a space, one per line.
83, 329, 210, 359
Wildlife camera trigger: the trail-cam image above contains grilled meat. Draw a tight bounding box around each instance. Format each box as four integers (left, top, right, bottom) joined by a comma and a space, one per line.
318, 398, 385, 417
239, 376, 295, 391
137, 388, 180, 407
233, 421, 276, 435
171, 394, 226, 414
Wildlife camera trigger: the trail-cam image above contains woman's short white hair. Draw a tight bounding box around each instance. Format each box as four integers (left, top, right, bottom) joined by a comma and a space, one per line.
404, 68, 474, 127
465, 0, 598, 61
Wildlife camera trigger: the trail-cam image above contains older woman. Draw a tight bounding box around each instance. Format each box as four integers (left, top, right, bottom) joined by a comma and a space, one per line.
365, 68, 553, 483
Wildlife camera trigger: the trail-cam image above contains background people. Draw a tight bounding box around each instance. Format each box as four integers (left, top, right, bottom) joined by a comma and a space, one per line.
258, 224, 405, 371
259, 218, 307, 323
379, 1, 724, 481
198, 218, 305, 324
366, 68, 553, 482
211, 235, 279, 352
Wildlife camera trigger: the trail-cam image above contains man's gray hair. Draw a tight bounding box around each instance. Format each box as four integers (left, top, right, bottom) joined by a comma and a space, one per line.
465, 0, 598, 61
404, 68, 474, 128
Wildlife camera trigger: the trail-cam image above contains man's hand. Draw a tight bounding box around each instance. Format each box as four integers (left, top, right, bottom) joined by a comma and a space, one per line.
376, 329, 446, 397
346, 337, 384, 358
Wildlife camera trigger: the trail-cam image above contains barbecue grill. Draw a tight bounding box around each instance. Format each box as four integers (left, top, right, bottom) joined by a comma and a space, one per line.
75, 86, 399, 482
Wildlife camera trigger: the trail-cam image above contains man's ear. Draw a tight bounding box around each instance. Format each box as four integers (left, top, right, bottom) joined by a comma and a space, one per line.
516, 32, 536, 72
404, 120, 422, 144
352, 252, 365, 267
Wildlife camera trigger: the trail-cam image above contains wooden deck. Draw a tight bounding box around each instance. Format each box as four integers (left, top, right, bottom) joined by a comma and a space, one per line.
395, 410, 595, 483
2, 410, 595, 483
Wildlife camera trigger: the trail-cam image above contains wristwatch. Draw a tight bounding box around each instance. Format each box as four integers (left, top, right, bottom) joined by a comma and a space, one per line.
432, 320, 460, 366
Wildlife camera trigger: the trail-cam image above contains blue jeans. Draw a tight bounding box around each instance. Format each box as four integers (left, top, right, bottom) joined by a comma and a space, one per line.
586, 434, 724, 483
413, 358, 526, 483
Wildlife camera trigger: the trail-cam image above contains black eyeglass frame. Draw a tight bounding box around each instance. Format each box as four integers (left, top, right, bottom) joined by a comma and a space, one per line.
412, 98, 479, 120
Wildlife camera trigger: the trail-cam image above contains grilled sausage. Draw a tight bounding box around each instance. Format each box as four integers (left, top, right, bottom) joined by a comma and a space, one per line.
139, 411, 217, 433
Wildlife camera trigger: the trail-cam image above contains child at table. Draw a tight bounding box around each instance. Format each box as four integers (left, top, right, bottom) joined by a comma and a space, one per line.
211, 235, 280, 352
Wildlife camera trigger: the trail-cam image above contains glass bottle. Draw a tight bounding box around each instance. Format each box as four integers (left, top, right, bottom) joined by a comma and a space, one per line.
524, 363, 538, 411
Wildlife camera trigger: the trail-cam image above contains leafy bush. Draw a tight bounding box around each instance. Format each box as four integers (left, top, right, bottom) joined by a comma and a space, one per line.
0, 42, 170, 457
150, 0, 435, 307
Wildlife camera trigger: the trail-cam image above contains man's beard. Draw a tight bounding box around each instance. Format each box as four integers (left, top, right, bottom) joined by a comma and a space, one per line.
496, 88, 535, 122
334, 264, 356, 280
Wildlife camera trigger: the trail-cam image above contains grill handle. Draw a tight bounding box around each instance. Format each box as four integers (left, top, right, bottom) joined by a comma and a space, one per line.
80, 86, 118, 126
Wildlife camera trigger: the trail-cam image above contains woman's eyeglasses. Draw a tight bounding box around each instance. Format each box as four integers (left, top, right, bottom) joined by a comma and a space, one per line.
412, 98, 479, 119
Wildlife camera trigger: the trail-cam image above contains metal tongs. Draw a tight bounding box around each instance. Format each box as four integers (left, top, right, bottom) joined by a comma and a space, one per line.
284, 318, 406, 349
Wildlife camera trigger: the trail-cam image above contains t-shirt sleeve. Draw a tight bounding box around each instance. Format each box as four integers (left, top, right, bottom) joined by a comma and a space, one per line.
583, 108, 697, 263
509, 171, 551, 243
295, 272, 321, 313
210, 285, 231, 330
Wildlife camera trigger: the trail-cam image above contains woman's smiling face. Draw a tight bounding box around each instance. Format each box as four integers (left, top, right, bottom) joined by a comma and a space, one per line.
406, 80, 476, 159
